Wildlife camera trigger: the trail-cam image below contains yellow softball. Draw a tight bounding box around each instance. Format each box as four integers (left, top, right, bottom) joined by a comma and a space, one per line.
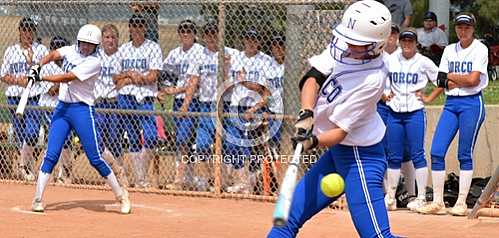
320, 173, 345, 197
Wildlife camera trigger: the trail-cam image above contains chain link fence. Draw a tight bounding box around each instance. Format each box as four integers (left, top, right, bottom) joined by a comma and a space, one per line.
0, 0, 350, 208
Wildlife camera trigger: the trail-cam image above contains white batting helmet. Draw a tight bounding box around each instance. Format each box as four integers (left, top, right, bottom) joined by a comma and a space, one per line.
77, 24, 101, 45
330, 0, 391, 63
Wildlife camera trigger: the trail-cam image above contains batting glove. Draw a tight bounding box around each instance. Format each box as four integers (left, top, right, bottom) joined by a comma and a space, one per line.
294, 109, 314, 137
28, 64, 41, 82
292, 130, 318, 152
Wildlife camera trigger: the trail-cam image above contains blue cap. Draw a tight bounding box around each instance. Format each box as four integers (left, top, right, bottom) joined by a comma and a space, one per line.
423, 11, 437, 22
455, 13, 475, 26
244, 27, 259, 39
399, 28, 417, 41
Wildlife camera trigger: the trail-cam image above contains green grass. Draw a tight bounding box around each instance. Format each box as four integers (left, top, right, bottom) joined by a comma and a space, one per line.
424, 80, 499, 106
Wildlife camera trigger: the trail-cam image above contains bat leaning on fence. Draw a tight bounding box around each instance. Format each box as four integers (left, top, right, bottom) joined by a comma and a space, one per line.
16, 49, 35, 117
468, 165, 499, 219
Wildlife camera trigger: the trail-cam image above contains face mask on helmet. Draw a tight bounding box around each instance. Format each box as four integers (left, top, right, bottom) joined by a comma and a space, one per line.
329, 0, 391, 64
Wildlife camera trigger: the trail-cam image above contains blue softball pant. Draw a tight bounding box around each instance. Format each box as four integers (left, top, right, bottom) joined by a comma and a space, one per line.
7, 96, 41, 147
267, 143, 394, 238
195, 101, 215, 154
117, 95, 157, 152
386, 109, 427, 169
430, 93, 485, 171
40, 101, 111, 177
173, 97, 199, 150
95, 99, 123, 158
377, 102, 390, 159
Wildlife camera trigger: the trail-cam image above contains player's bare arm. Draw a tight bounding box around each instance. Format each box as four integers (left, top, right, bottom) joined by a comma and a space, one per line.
179, 75, 199, 112
447, 71, 481, 87
243, 82, 270, 120
0, 74, 18, 85
42, 72, 78, 83
127, 69, 159, 85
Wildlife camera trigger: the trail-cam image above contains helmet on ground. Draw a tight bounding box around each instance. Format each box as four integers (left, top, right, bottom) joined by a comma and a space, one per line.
77, 24, 101, 45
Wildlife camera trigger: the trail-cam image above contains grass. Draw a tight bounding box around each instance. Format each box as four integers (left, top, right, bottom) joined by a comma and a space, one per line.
425, 79, 499, 106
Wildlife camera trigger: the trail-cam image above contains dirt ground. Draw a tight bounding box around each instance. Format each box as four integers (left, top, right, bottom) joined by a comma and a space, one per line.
1, 183, 498, 238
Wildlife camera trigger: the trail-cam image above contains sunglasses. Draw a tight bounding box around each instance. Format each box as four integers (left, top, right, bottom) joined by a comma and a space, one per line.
129, 23, 144, 28
179, 29, 194, 34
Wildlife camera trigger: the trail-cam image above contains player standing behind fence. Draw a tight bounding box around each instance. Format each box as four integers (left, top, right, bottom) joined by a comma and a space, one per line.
38, 36, 73, 184
30, 24, 130, 214
95, 24, 127, 186
417, 13, 489, 216
384, 28, 443, 211
267, 1, 397, 237
0, 17, 48, 181
225, 27, 271, 194
158, 20, 204, 190
113, 14, 163, 189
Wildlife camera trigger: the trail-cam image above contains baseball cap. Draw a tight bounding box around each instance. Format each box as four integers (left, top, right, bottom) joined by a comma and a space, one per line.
391, 24, 400, 33
243, 27, 259, 39
50, 36, 69, 50
129, 14, 146, 27
271, 32, 285, 45
19, 17, 37, 31
399, 28, 418, 41
454, 12, 476, 26
203, 22, 218, 34
423, 11, 437, 22
178, 19, 197, 34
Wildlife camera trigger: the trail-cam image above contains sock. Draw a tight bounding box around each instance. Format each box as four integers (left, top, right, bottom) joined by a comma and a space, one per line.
401, 161, 416, 196
432, 170, 446, 204
34, 171, 51, 200
456, 170, 473, 205
105, 172, 123, 198
415, 167, 428, 200
386, 168, 401, 200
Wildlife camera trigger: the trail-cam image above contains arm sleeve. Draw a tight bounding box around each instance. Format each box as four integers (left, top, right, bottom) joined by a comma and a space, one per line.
56, 45, 73, 58
423, 56, 440, 86
71, 57, 101, 81
329, 83, 382, 133
308, 47, 335, 76
471, 45, 489, 74
149, 43, 163, 70
0, 47, 12, 77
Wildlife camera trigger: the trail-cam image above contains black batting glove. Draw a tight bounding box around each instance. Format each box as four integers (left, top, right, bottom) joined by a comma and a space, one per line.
294, 109, 314, 136
292, 130, 319, 152
28, 64, 41, 82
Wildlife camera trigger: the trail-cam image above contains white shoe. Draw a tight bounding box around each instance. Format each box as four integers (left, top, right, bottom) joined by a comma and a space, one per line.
32, 198, 44, 212
449, 202, 468, 216
416, 201, 447, 215
117, 189, 131, 214
227, 183, 250, 194
407, 197, 426, 211
384, 197, 397, 211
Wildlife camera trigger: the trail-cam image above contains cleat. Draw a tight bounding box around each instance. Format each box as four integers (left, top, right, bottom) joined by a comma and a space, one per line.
407, 197, 426, 211
32, 198, 44, 212
416, 202, 447, 215
449, 202, 468, 216
117, 189, 131, 214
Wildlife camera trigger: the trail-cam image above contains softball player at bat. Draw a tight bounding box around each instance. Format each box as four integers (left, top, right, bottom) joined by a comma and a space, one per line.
267, 1, 397, 237
226, 27, 272, 194
113, 14, 163, 189
38, 36, 74, 184
95, 24, 126, 184
30, 24, 130, 214
158, 19, 203, 190
384, 28, 443, 212
0, 17, 48, 181
417, 13, 489, 216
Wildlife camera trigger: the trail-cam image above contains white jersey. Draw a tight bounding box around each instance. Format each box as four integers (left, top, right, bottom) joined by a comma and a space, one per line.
416, 27, 448, 48
57, 45, 101, 106
39, 62, 63, 108
0, 42, 48, 97
96, 49, 120, 99
264, 59, 284, 113
163, 43, 204, 99
386, 52, 439, 112
308, 46, 387, 146
117, 39, 163, 102
230, 51, 272, 107
439, 39, 489, 96
223, 47, 243, 102
382, 48, 401, 96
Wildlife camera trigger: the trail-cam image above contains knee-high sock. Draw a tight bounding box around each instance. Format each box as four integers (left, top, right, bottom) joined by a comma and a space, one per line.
432, 170, 446, 204
34, 171, 51, 200
401, 161, 415, 196
386, 168, 401, 200
456, 170, 473, 205
415, 167, 428, 200
105, 172, 123, 198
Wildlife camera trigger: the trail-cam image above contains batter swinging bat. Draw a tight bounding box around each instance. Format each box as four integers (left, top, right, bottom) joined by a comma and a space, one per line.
272, 143, 303, 227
